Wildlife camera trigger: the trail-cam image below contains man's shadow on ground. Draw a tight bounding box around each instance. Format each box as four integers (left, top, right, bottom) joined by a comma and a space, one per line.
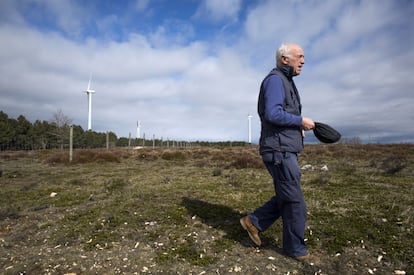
181, 196, 278, 249
181, 197, 323, 273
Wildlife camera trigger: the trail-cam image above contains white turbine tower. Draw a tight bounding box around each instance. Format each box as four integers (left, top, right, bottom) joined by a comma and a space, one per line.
136, 121, 141, 138
248, 114, 252, 144
83, 76, 96, 131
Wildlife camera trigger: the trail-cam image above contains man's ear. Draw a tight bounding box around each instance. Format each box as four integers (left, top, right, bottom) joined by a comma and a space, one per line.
281, 56, 289, 65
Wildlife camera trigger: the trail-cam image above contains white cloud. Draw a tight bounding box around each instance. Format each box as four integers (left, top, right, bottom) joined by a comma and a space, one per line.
244, 1, 343, 47
134, 0, 150, 12
194, 0, 242, 23
33, 0, 87, 38
0, 0, 413, 143
147, 20, 196, 47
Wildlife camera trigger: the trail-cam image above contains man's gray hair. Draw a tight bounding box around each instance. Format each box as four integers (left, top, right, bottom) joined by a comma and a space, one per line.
276, 44, 292, 67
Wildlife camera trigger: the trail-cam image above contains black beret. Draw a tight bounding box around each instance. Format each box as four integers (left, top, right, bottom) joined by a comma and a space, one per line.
313, 122, 341, 143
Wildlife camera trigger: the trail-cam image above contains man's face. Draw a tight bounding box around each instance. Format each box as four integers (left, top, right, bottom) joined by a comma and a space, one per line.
283, 45, 305, 76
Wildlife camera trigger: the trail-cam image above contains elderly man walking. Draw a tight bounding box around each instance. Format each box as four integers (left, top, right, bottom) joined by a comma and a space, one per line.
240, 43, 317, 262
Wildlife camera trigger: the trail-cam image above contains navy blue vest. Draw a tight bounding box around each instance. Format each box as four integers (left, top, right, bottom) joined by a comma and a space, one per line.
257, 67, 303, 154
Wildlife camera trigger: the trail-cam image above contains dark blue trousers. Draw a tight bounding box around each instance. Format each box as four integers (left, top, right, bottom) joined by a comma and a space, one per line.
249, 152, 307, 257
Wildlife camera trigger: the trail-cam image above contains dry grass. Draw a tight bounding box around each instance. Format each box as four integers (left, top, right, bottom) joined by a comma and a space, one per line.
0, 144, 413, 274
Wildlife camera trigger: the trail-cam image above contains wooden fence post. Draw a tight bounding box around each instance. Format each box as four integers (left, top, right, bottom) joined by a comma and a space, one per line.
69, 126, 73, 162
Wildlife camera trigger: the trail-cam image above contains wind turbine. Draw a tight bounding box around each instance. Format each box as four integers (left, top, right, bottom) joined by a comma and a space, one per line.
247, 114, 252, 144
136, 121, 141, 138
83, 76, 96, 131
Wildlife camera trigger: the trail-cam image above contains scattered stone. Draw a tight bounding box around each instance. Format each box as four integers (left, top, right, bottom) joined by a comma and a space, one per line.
301, 164, 329, 171
301, 164, 313, 171
233, 265, 242, 272
377, 255, 383, 262
320, 165, 329, 172
266, 263, 277, 271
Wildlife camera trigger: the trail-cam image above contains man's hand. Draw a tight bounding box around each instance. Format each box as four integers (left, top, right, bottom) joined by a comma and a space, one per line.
302, 117, 315, 131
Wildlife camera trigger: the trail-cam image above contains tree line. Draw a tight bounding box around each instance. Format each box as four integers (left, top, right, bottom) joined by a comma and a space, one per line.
0, 110, 119, 150
0, 111, 249, 151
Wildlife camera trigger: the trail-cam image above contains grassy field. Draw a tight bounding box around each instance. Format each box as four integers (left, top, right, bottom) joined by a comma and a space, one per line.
0, 144, 413, 274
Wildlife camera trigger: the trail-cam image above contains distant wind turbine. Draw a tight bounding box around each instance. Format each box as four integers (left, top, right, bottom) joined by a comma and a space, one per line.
137, 121, 141, 138
248, 114, 252, 144
83, 76, 96, 131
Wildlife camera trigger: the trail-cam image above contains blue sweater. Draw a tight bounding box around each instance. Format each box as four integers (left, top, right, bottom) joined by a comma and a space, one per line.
261, 75, 302, 127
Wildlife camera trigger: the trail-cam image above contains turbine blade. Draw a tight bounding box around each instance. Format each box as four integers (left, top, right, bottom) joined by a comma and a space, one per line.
87, 75, 91, 90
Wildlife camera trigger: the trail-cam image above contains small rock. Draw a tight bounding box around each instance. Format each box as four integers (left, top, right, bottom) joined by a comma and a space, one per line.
301, 164, 313, 171
266, 263, 277, 271
377, 255, 383, 262
233, 265, 242, 272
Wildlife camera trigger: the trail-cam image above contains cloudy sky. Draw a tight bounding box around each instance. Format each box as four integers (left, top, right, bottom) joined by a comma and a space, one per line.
1, 0, 413, 143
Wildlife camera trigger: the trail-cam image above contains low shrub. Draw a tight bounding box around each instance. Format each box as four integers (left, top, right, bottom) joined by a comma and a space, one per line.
381, 156, 407, 175
212, 168, 222, 176
43, 149, 123, 164
44, 151, 69, 164
227, 153, 263, 169
161, 150, 188, 161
